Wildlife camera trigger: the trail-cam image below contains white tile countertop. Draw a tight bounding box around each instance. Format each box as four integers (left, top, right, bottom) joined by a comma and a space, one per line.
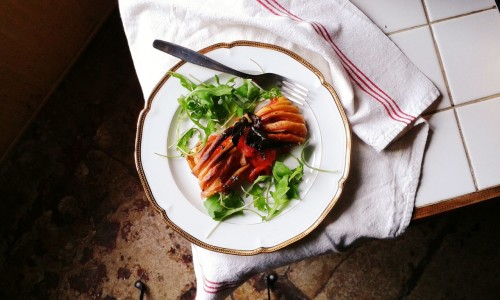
350, 1, 500, 217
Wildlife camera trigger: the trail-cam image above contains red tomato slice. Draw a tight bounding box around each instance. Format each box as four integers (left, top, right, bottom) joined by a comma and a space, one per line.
235, 128, 278, 182
249, 148, 276, 168
248, 166, 271, 182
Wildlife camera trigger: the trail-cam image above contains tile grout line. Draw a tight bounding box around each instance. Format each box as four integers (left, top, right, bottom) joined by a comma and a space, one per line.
420, 0, 479, 191
451, 108, 479, 190
386, 24, 429, 36
420, 1, 454, 107
454, 93, 500, 108
429, 6, 498, 25
386, 6, 498, 36
422, 93, 500, 117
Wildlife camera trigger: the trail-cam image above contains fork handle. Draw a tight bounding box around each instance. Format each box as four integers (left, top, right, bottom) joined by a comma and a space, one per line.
153, 40, 250, 79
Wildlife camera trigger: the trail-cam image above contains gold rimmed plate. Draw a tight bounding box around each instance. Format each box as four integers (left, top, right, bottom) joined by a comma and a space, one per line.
135, 41, 351, 255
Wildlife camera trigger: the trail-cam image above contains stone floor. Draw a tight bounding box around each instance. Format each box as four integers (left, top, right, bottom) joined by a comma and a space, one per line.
1, 10, 500, 300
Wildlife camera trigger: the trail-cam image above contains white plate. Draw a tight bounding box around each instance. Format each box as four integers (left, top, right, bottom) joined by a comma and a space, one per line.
136, 41, 351, 255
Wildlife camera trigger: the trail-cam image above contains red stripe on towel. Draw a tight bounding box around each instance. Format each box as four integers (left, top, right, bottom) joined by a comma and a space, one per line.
256, 0, 279, 16
312, 21, 414, 122
198, 263, 244, 294
258, 0, 415, 124
311, 22, 412, 123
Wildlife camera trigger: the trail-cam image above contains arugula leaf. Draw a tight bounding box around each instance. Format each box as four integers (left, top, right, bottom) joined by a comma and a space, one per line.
204, 119, 216, 137
271, 175, 290, 201
170, 72, 197, 91
220, 191, 245, 209
204, 195, 224, 219
193, 85, 233, 97
264, 160, 304, 220
253, 175, 271, 185
236, 106, 244, 117
204, 192, 245, 221
287, 163, 303, 199
260, 87, 281, 99
176, 128, 201, 155
249, 184, 268, 212
289, 163, 303, 182
272, 161, 292, 180
235, 79, 261, 102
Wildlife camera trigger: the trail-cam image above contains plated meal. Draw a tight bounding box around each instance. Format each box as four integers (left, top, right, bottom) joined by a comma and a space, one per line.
135, 41, 350, 254
170, 72, 309, 223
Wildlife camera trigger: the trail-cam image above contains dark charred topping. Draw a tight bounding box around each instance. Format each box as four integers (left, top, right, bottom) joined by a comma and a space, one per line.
247, 123, 269, 152
228, 113, 271, 153
231, 114, 249, 145
243, 114, 252, 123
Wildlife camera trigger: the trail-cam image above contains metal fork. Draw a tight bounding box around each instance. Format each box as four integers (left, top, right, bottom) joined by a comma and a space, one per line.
152, 40, 308, 104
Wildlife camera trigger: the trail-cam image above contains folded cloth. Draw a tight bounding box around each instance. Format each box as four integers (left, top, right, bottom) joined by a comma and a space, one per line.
119, 0, 439, 298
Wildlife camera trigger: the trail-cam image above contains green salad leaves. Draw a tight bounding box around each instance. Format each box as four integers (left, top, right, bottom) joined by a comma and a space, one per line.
171, 72, 280, 145
204, 159, 304, 222
249, 160, 304, 221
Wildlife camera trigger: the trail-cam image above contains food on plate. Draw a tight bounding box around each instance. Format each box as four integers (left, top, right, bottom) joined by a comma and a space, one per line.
171, 72, 308, 221
186, 96, 308, 198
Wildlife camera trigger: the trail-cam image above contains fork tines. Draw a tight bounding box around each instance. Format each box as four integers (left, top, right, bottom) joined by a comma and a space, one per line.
281, 80, 308, 105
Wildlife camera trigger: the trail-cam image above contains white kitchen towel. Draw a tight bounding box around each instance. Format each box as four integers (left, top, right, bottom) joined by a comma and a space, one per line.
118, 0, 440, 299
191, 124, 429, 298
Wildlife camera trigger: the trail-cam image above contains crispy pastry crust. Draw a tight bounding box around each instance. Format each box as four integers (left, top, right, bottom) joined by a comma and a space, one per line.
256, 96, 307, 143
